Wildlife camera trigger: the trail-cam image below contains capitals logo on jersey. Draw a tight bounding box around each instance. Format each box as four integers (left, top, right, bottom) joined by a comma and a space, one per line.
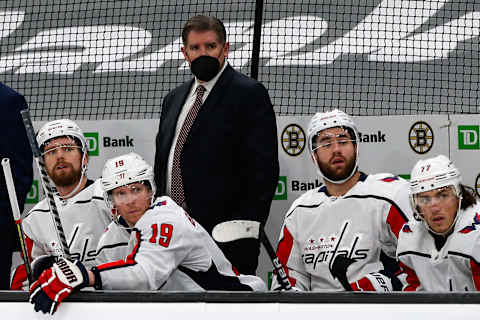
402, 224, 413, 233
380, 176, 399, 182
459, 212, 480, 234
302, 221, 369, 270
47, 224, 97, 262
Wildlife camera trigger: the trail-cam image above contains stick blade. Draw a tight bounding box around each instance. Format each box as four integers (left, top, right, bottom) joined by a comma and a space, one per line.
212, 220, 261, 242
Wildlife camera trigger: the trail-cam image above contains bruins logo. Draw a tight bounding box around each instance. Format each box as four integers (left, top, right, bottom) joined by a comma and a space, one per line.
281, 124, 305, 156
408, 121, 434, 154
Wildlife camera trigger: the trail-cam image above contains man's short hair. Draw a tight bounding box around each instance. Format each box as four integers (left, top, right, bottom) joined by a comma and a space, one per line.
182, 15, 227, 45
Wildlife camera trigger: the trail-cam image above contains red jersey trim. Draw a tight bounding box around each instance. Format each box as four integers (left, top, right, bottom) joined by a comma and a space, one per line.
470, 259, 480, 290
276, 226, 297, 287
387, 205, 408, 239
97, 231, 141, 271
399, 261, 421, 291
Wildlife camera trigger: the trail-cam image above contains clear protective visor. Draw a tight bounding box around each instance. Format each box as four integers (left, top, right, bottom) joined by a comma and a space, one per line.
413, 185, 458, 208
312, 130, 355, 152
41, 136, 82, 157
42, 144, 82, 158
109, 181, 152, 206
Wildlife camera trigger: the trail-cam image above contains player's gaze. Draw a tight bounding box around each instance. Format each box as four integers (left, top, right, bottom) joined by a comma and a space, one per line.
413, 186, 457, 207
111, 182, 151, 205
315, 138, 355, 151
42, 144, 81, 158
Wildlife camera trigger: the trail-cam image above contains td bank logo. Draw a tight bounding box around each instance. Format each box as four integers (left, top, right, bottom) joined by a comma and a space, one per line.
274, 176, 287, 200
26, 180, 39, 204
458, 126, 479, 149
84, 132, 99, 156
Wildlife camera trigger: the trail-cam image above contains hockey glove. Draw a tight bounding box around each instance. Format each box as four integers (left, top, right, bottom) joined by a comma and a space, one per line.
350, 271, 393, 292
32, 255, 57, 281
29, 258, 89, 315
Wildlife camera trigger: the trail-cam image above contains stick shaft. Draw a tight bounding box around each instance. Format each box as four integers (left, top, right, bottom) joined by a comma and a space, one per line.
20, 110, 70, 258
259, 228, 292, 290
1, 158, 34, 284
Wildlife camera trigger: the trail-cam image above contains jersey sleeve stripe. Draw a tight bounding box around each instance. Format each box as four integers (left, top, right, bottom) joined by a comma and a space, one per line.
25, 236, 34, 261
386, 204, 408, 238
398, 261, 421, 291
10, 236, 34, 290
97, 232, 141, 272
276, 226, 297, 287
470, 259, 480, 290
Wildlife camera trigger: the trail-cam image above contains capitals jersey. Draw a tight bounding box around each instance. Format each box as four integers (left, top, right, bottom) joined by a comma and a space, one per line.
272, 173, 412, 291
10, 179, 112, 289
96, 220, 130, 265
95, 196, 266, 291
397, 204, 480, 291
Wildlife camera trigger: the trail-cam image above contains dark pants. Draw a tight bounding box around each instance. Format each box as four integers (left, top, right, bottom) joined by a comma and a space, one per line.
218, 238, 260, 275
0, 224, 18, 289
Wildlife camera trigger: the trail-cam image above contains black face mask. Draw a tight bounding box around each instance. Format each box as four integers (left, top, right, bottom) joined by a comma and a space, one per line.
190, 55, 220, 82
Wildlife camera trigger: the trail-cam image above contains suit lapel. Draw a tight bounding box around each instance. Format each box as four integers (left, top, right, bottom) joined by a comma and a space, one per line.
201, 64, 234, 112
185, 65, 235, 141
162, 79, 194, 149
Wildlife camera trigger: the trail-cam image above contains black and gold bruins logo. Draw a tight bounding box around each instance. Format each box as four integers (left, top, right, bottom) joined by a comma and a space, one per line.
281, 124, 305, 156
408, 121, 434, 154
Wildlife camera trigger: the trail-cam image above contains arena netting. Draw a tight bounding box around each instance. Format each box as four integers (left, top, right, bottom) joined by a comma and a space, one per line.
1, 0, 479, 119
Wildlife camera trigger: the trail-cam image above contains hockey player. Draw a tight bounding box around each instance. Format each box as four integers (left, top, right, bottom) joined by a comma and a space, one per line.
30, 152, 265, 315
271, 109, 412, 291
10, 119, 111, 290
397, 155, 480, 291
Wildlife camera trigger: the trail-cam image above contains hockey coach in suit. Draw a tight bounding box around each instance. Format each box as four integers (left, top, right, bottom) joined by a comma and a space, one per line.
154, 15, 279, 275
0, 82, 33, 289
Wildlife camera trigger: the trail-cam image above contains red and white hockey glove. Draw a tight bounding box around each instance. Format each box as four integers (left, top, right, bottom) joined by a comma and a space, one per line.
350, 272, 393, 292
29, 258, 89, 315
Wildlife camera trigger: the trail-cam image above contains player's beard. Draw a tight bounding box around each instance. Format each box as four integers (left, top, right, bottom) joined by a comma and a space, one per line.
319, 153, 357, 182
48, 162, 82, 187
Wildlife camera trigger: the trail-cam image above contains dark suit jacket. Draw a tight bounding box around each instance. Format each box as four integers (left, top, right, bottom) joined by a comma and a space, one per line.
0, 82, 33, 288
154, 64, 279, 274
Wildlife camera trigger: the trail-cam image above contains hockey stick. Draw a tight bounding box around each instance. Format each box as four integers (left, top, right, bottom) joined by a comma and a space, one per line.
330, 255, 355, 291
328, 221, 353, 291
212, 220, 292, 290
1, 158, 34, 285
20, 110, 70, 259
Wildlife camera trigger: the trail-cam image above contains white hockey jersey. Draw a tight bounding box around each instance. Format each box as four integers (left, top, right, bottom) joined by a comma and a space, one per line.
96, 220, 130, 265
95, 196, 266, 291
272, 173, 412, 291
397, 203, 480, 291
11, 179, 112, 289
